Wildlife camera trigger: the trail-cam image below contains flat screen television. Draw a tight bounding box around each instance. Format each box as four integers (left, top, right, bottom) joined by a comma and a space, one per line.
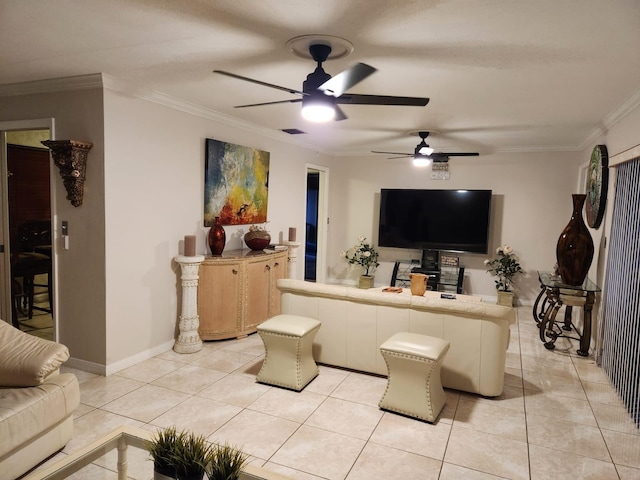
378, 189, 492, 254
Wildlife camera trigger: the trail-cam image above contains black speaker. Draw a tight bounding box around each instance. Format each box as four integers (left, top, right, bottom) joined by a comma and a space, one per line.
421, 250, 439, 270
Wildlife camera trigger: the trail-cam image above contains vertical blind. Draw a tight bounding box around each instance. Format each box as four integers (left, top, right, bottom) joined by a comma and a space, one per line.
601, 157, 640, 427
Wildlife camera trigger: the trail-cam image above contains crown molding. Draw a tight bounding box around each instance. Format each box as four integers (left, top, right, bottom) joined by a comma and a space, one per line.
3, 72, 638, 159
0, 73, 104, 97
101, 74, 329, 156
579, 86, 640, 152
603, 85, 640, 130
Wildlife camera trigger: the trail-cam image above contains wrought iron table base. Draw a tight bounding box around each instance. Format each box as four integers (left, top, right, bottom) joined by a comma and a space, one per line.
535, 285, 595, 356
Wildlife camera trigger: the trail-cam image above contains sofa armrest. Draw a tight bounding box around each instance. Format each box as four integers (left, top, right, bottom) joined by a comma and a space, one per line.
0, 321, 69, 387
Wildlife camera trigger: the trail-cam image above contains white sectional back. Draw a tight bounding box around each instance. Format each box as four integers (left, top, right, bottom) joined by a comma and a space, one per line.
277, 279, 516, 397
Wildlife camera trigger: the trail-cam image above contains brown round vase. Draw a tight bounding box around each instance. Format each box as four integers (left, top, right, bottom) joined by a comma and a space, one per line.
556, 194, 594, 286
208, 217, 226, 255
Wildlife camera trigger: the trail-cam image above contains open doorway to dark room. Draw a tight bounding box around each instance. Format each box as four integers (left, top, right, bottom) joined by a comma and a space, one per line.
305, 172, 319, 281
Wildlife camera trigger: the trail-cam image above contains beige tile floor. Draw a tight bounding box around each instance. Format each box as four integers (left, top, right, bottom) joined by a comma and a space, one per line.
32, 306, 640, 480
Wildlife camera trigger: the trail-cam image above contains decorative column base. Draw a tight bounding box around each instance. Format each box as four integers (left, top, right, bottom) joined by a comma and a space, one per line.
284, 241, 300, 278
174, 255, 205, 353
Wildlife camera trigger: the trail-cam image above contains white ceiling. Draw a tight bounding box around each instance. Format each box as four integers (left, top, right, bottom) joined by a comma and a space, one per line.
2, 0, 640, 156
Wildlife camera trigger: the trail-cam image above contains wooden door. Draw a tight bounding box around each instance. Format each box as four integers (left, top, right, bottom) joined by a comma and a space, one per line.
197, 261, 242, 340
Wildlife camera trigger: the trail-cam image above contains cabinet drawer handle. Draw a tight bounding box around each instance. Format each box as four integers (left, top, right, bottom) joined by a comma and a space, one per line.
274, 262, 279, 267
232, 269, 238, 274
265, 265, 271, 271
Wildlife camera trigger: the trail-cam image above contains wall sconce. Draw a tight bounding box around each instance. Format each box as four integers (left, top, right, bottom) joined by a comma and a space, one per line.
41, 140, 93, 207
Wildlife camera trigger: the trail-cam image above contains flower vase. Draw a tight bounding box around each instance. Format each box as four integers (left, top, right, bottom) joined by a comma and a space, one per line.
358, 275, 374, 289
208, 217, 226, 256
556, 194, 594, 286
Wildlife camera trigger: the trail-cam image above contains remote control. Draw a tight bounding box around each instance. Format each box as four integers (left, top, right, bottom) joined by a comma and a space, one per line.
441, 293, 456, 300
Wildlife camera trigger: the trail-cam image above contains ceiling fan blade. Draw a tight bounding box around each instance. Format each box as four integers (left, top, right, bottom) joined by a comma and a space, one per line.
432, 152, 479, 157
213, 70, 304, 96
334, 105, 348, 121
318, 63, 377, 97
371, 150, 412, 156
337, 94, 429, 106
235, 98, 302, 108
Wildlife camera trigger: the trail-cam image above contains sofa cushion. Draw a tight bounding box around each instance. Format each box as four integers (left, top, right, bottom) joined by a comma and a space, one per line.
0, 321, 69, 387
0, 373, 80, 459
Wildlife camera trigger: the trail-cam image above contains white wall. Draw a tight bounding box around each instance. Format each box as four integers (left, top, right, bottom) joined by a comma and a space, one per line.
326, 151, 583, 304
0, 87, 107, 366
102, 88, 333, 368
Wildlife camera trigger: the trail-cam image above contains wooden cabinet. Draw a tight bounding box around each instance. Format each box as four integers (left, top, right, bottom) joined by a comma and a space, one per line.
197, 249, 287, 340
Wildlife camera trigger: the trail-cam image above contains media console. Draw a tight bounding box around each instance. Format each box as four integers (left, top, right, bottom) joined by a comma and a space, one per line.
391, 250, 465, 294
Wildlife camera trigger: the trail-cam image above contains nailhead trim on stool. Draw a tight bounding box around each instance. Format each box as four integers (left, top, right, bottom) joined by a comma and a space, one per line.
379, 332, 450, 423
256, 315, 321, 391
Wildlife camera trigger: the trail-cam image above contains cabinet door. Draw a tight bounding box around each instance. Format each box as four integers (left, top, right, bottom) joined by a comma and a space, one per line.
198, 262, 242, 339
245, 257, 271, 330
269, 252, 287, 317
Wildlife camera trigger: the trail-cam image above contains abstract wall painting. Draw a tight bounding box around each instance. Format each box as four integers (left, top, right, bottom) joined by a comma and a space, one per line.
204, 138, 270, 226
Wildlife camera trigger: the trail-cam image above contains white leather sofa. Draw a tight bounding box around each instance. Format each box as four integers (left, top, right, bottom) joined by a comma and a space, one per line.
277, 279, 516, 397
0, 320, 79, 479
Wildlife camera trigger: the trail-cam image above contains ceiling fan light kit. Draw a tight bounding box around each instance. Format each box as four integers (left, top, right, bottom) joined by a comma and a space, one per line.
301, 94, 336, 122
412, 156, 432, 167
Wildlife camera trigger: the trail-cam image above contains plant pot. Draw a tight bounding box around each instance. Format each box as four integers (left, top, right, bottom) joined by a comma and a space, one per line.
244, 230, 271, 251
177, 473, 204, 480
154, 464, 177, 480
497, 291, 514, 307
358, 275, 374, 289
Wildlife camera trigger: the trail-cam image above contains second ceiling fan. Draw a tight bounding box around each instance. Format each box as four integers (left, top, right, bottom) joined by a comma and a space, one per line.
214, 42, 429, 123
372, 131, 479, 164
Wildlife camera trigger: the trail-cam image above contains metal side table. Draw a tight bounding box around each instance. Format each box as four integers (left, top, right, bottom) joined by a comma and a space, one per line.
535, 271, 600, 356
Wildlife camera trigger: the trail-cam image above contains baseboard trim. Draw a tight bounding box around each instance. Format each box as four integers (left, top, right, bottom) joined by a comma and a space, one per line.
66, 340, 175, 376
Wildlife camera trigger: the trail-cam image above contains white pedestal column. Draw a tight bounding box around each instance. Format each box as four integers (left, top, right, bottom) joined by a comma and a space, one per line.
284, 241, 300, 278
173, 255, 205, 353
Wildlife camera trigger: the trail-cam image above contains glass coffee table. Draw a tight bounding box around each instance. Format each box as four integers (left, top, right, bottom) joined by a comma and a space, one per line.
24, 425, 292, 480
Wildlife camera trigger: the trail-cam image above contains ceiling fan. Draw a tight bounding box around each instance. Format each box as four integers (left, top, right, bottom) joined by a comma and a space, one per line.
372, 131, 479, 165
213, 43, 429, 123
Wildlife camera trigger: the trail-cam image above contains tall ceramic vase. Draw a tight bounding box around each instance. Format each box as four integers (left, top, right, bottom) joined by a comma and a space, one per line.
208, 217, 226, 256
556, 194, 594, 286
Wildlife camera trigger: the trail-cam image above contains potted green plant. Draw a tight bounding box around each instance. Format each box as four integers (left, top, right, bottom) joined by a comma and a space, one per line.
206, 442, 249, 480
147, 426, 179, 480
484, 244, 524, 306
171, 431, 212, 480
341, 235, 380, 289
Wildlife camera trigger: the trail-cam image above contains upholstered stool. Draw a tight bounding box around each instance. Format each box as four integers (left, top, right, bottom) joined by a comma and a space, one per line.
256, 314, 321, 391
379, 332, 450, 422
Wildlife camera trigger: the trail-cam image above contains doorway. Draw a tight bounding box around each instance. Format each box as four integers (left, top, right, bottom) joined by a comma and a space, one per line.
305, 165, 328, 283
0, 123, 54, 339
305, 172, 319, 281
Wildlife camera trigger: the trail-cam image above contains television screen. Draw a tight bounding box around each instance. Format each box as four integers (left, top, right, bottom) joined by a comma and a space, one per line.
378, 189, 492, 254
